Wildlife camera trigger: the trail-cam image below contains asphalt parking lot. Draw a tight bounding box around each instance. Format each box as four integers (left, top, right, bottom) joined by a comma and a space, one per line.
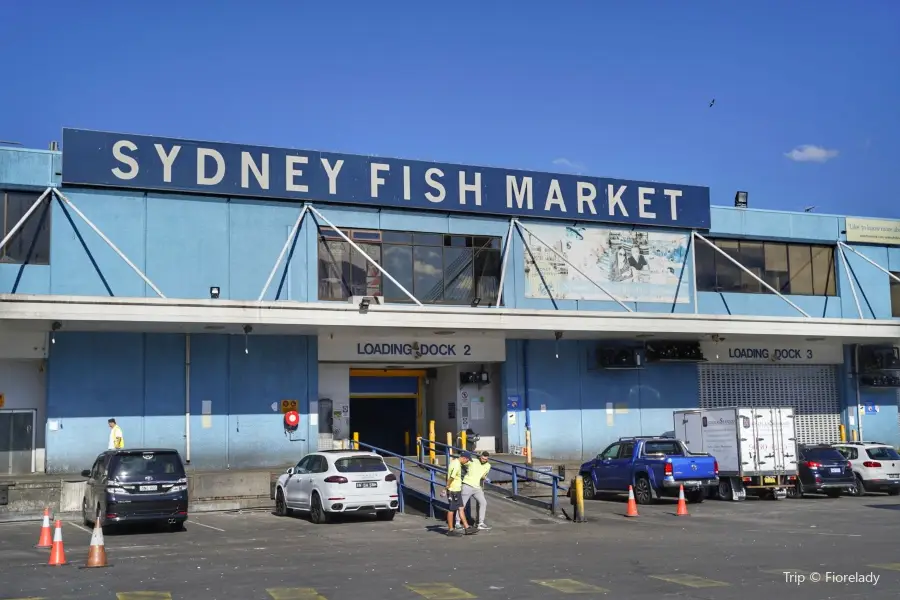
1, 492, 899, 600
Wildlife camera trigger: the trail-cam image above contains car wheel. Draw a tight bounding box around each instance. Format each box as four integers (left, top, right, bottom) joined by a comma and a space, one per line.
717, 478, 733, 501
275, 489, 290, 517
852, 475, 866, 496
169, 520, 186, 532
888, 489, 900, 496
633, 476, 653, 505
686, 489, 705, 504
581, 474, 596, 500
376, 510, 395, 521
792, 480, 804, 499
82, 498, 91, 527
310, 493, 330, 524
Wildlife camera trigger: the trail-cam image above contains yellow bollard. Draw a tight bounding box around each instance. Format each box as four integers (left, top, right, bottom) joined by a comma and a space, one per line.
352, 431, 359, 450
461, 430, 467, 452
446, 431, 452, 455
525, 429, 533, 467
573, 476, 585, 522
851, 429, 859, 442
428, 420, 436, 464
405, 431, 411, 456
839, 424, 847, 442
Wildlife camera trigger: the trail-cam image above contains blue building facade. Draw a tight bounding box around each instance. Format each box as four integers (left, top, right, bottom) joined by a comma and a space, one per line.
0, 130, 898, 474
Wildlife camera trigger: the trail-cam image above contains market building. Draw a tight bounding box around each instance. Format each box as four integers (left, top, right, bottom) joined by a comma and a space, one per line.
0, 128, 899, 475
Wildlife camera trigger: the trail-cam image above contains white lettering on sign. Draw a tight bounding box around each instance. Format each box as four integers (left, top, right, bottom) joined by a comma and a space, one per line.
318, 336, 507, 363
699, 341, 843, 365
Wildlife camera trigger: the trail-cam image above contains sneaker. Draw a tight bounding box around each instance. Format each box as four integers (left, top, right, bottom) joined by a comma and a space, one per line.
477, 522, 491, 530
454, 522, 465, 529
447, 528, 464, 536
464, 526, 478, 535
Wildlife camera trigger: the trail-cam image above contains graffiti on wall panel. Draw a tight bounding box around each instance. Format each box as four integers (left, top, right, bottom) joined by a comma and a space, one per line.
522, 224, 690, 304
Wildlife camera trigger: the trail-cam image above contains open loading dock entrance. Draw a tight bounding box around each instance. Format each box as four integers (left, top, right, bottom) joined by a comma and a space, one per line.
349, 369, 423, 456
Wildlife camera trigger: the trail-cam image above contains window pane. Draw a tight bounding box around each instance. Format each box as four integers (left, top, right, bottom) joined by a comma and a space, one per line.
354, 243, 381, 297
383, 244, 414, 301
738, 241, 763, 293
891, 274, 900, 318
810, 246, 836, 296
788, 245, 813, 295
442, 246, 474, 302
474, 249, 502, 305
714, 240, 742, 292
381, 231, 411, 244
763, 243, 789, 294
413, 245, 443, 301
414, 233, 442, 246
473, 236, 500, 250
694, 239, 717, 292
1, 191, 52, 265
318, 239, 350, 300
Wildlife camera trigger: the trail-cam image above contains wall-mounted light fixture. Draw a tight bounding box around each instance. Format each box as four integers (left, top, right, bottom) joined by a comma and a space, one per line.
51, 321, 62, 344
471, 297, 481, 307
209, 286, 220, 299
734, 191, 748, 208
243, 325, 253, 354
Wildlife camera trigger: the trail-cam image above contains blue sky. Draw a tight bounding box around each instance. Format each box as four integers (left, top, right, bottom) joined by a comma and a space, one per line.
1, 1, 898, 218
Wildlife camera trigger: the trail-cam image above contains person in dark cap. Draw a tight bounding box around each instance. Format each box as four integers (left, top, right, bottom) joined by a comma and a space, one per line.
444, 452, 475, 535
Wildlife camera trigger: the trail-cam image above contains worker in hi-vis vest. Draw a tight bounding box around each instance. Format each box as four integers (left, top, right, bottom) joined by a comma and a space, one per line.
108, 418, 124, 450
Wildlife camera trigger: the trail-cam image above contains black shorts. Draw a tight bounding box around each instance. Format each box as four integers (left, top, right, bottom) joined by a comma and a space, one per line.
448, 491, 463, 511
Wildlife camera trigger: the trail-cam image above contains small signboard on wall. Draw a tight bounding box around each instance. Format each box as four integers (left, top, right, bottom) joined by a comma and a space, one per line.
448, 402, 456, 419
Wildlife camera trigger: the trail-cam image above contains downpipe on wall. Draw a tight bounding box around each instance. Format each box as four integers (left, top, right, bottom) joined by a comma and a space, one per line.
185, 334, 192, 464
854, 343, 863, 441
523, 340, 533, 467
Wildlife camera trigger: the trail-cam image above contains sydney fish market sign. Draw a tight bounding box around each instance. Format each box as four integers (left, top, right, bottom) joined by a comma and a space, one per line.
61, 128, 711, 229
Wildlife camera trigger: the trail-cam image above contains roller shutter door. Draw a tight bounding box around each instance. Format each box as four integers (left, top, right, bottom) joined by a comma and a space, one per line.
698, 364, 841, 445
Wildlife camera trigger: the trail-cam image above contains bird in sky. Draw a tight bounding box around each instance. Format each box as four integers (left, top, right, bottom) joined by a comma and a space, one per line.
709, 99, 715, 107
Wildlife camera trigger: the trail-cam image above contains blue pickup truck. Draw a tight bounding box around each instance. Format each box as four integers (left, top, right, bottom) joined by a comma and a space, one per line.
580, 437, 719, 504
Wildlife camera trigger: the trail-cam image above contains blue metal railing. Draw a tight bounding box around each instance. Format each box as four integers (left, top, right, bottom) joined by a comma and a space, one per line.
351, 440, 450, 518
416, 437, 566, 515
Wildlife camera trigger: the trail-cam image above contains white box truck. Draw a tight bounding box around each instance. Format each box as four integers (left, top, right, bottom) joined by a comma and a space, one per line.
673, 407, 799, 501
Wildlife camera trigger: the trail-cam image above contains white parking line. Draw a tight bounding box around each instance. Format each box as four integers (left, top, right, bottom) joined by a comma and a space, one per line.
67, 521, 91, 534
187, 520, 225, 532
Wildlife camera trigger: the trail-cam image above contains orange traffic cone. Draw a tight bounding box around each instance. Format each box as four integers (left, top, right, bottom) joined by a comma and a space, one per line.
676, 485, 689, 516
35, 508, 53, 549
47, 520, 67, 566
84, 513, 108, 568
625, 485, 639, 517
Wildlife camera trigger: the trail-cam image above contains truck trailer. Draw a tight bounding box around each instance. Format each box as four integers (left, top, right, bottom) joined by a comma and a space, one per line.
673, 407, 798, 501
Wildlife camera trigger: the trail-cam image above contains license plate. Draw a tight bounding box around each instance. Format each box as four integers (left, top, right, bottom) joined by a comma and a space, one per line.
764, 476, 776, 484
889, 474, 899, 479
356, 482, 377, 489
830, 468, 841, 474
139, 485, 157, 492
681, 480, 700, 487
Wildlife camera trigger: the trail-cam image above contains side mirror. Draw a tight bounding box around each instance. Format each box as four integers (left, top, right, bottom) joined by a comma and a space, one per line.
81, 470, 91, 478
286, 467, 295, 476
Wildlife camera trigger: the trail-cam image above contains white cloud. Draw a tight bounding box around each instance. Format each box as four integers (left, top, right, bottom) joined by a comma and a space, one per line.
552, 157, 586, 173
784, 144, 839, 163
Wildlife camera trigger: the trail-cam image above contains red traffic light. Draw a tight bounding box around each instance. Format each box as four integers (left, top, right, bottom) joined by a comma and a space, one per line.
284, 410, 300, 429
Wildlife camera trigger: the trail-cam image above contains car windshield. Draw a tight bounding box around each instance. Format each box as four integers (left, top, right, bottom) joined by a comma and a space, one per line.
334, 456, 387, 473
866, 447, 900, 461
802, 447, 845, 462
110, 452, 185, 482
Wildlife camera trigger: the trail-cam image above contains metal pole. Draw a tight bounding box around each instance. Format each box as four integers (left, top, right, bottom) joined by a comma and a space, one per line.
307, 204, 423, 306
837, 244, 863, 319
516, 221, 633, 312
692, 231, 810, 318
52, 188, 167, 298
838, 242, 900, 285
494, 219, 515, 308
258, 205, 308, 301
690, 232, 699, 314
0, 187, 51, 255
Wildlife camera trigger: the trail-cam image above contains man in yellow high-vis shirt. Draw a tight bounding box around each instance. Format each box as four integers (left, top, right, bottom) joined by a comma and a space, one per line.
444, 453, 474, 535
108, 418, 124, 450
460, 451, 492, 530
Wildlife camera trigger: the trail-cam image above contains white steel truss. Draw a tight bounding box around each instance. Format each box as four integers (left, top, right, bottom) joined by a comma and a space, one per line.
692, 231, 811, 318
837, 241, 900, 320
515, 219, 634, 312
0, 187, 166, 298
258, 205, 309, 301
494, 219, 515, 308
836, 243, 863, 319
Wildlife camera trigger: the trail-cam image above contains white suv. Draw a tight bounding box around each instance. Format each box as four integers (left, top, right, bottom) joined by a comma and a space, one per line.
832, 442, 900, 496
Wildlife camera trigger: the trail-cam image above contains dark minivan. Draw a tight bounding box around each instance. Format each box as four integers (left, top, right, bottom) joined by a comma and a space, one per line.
795, 444, 856, 498
81, 448, 188, 531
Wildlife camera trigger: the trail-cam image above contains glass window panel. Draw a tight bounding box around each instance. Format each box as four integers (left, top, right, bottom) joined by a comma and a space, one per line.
810, 246, 836, 296
318, 239, 350, 300
414, 233, 442, 246
763, 243, 789, 294
413, 245, 443, 301
714, 240, 742, 292
891, 273, 900, 318
474, 249, 502, 305
1, 191, 52, 265
355, 243, 381, 297
788, 245, 813, 295
474, 236, 500, 250
444, 235, 468, 248
443, 246, 474, 302
694, 239, 717, 292
381, 231, 412, 244
383, 244, 414, 301
738, 241, 763, 293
